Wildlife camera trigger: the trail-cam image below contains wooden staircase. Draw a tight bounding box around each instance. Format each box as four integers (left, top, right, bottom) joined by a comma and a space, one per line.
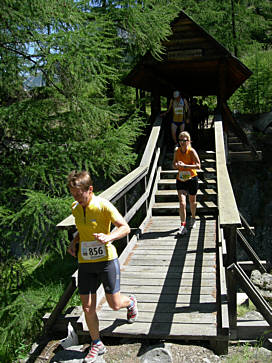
228, 135, 262, 162
152, 150, 218, 218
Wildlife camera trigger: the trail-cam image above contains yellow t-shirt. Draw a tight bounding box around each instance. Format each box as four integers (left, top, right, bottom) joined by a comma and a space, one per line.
71, 195, 120, 263
173, 98, 185, 123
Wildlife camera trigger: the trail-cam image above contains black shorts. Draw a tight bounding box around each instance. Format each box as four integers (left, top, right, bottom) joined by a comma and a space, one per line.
78, 258, 120, 295
172, 121, 185, 127
176, 176, 198, 195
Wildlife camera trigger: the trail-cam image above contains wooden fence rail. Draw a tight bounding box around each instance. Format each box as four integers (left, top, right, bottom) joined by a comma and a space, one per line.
214, 114, 241, 338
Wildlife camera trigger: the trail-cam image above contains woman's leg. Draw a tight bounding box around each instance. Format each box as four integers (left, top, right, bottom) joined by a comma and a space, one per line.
180, 122, 185, 132
177, 190, 187, 224
171, 123, 178, 143
189, 194, 197, 219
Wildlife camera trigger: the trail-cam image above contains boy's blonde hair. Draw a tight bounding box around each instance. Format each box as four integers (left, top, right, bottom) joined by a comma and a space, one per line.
67, 170, 93, 191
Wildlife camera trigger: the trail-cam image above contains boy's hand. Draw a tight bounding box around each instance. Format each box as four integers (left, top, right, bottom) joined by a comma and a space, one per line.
93, 233, 111, 244
67, 233, 79, 257
67, 240, 77, 257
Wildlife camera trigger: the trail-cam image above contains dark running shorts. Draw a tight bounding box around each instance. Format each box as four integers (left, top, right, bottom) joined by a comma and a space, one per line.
78, 258, 120, 295
176, 176, 198, 195
172, 121, 185, 126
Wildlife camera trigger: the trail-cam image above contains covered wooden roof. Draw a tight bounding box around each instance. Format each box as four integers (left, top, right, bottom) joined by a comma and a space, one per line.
124, 11, 252, 100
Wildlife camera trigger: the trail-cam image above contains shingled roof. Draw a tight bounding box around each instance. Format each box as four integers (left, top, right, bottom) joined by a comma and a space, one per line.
124, 11, 252, 100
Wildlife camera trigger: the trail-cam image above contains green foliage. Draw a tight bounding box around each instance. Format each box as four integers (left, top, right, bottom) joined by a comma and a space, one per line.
229, 50, 272, 113
0, 4, 182, 359
2, 191, 71, 254
0, 253, 78, 362
224, 341, 272, 362
119, 0, 180, 60
237, 299, 256, 317
1, 0, 170, 263
181, 0, 272, 57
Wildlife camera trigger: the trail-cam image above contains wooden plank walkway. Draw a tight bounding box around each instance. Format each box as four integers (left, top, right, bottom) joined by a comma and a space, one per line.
75, 150, 230, 351
79, 215, 219, 341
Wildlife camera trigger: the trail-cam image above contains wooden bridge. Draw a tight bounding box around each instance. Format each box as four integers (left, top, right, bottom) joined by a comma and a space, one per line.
39, 11, 272, 359
42, 113, 272, 356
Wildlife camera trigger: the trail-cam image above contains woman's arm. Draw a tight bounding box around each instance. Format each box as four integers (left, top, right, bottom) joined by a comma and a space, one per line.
161, 98, 173, 116
189, 149, 201, 169
172, 149, 179, 169
184, 98, 190, 124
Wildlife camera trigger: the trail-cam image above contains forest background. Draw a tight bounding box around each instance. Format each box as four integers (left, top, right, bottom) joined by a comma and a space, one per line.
0, 0, 272, 361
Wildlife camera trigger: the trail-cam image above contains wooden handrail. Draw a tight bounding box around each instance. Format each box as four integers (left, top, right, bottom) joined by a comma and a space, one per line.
140, 116, 162, 166
56, 115, 163, 229
214, 115, 240, 227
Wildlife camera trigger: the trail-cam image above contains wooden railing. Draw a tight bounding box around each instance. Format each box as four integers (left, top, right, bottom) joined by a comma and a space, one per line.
57, 115, 164, 230
214, 114, 272, 340
214, 114, 241, 338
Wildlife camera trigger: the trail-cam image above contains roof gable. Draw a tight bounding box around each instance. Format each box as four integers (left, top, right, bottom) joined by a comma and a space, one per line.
124, 11, 252, 99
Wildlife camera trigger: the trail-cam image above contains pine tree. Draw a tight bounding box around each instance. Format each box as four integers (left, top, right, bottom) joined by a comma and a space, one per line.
0, 0, 181, 255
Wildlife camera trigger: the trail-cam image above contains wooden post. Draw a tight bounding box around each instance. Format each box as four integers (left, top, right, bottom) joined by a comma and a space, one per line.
42, 278, 77, 335
124, 194, 129, 244
225, 226, 237, 339
144, 175, 148, 216
140, 89, 146, 114
217, 62, 229, 162
151, 90, 161, 119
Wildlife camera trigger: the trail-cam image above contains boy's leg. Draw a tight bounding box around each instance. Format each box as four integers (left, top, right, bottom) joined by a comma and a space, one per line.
106, 291, 130, 311
106, 292, 138, 324
80, 293, 99, 340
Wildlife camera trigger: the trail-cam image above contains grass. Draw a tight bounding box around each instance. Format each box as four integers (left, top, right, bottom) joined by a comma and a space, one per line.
221, 298, 272, 362
223, 341, 272, 362
237, 299, 257, 317
0, 252, 79, 362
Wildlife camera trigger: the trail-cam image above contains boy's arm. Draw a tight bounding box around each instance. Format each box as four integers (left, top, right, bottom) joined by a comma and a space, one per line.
94, 214, 130, 244
67, 231, 79, 257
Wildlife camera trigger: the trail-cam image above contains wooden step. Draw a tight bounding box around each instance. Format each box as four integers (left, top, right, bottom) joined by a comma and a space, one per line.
228, 136, 240, 143
160, 168, 216, 179
155, 188, 217, 202
43, 306, 83, 333
152, 201, 218, 216
228, 142, 247, 151
158, 178, 216, 190
229, 150, 262, 162
198, 150, 216, 159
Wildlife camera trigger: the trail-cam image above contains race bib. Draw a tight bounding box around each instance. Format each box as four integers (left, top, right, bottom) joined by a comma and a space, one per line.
81, 241, 106, 261
174, 105, 184, 115
178, 171, 192, 181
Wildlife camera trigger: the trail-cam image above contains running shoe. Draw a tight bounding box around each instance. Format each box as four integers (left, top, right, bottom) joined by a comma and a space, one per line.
178, 225, 187, 235
127, 295, 138, 324
84, 341, 106, 363
189, 217, 196, 229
